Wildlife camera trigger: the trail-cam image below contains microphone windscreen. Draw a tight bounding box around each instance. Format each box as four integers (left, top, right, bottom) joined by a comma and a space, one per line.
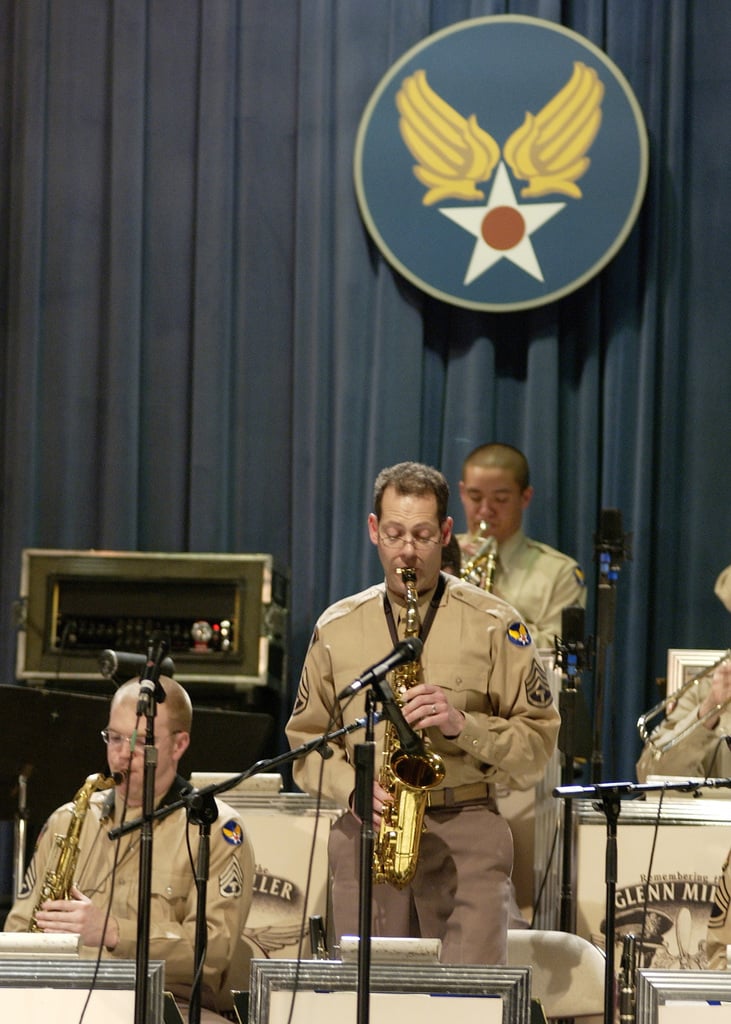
560, 605, 585, 646
598, 507, 623, 543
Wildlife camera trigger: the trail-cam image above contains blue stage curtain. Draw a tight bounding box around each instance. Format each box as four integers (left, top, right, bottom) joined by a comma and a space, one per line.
1, 0, 730, 781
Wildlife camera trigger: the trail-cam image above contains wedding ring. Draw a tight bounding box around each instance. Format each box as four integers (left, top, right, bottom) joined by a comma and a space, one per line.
432, 704, 437, 715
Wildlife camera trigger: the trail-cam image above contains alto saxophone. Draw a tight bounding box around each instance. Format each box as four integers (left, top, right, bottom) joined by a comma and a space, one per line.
373, 567, 445, 888
461, 520, 498, 591
29, 771, 123, 931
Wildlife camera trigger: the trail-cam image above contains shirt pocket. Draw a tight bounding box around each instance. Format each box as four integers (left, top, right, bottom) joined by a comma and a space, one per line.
427, 665, 492, 714
150, 864, 190, 907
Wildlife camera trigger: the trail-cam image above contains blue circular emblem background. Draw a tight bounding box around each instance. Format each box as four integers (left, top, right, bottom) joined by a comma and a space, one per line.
354, 16, 648, 312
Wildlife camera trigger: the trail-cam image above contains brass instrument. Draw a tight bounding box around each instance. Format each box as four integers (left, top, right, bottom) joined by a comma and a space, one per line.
637, 649, 731, 758
373, 567, 445, 888
29, 770, 123, 931
461, 520, 498, 591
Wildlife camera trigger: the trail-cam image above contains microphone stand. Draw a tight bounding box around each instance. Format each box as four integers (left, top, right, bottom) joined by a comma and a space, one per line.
186, 788, 219, 1024
109, 715, 375, 1021
590, 510, 631, 783
554, 618, 591, 936
553, 776, 731, 1024
353, 691, 378, 1024
133, 638, 169, 1024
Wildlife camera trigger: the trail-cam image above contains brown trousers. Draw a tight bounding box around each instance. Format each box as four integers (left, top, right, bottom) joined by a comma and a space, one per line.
327, 801, 513, 964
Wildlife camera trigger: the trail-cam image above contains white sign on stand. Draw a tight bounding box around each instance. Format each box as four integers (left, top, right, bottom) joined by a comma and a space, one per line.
248, 960, 530, 1024
0, 988, 135, 1022
268, 989, 502, 1024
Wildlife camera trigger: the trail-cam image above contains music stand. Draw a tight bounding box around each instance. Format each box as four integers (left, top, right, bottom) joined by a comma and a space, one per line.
554, 776, 731, 1024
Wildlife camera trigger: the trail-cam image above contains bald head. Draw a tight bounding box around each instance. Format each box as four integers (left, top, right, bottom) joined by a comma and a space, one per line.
112, 675, 193, 734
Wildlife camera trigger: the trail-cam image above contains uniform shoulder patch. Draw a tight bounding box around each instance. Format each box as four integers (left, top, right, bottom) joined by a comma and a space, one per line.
221, 819, 243, 846
574, 566, 586, 587
507, 621, 532, 647
525, 661, 553, 708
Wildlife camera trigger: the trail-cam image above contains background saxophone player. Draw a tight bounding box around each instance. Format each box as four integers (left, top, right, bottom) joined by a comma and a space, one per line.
456, 442, 586, 648
4, 676, 255, 1024
285, 461, 559, 965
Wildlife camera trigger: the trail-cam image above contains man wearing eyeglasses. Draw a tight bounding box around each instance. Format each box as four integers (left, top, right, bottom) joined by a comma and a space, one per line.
4, 675, 254, 1023
285, 461, 560, 965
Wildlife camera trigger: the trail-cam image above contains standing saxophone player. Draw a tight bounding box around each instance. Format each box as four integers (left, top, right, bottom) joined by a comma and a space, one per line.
285, 462, 560, 964
456, 443, 586, 648
4, 676, 254, 1024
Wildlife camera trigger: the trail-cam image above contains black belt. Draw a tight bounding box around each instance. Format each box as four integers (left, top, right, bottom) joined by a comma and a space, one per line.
426, 781, 494, 809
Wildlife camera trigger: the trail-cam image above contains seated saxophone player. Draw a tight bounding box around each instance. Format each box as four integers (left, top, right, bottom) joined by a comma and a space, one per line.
4, 676, 254, 1024
636, 658, 731, 781
285, 461, 560, 964
456, 443, 586, 648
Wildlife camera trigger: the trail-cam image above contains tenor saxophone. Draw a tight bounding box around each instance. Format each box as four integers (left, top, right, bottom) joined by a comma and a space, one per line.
373, 567, 445, 888
29, 770, 124, 932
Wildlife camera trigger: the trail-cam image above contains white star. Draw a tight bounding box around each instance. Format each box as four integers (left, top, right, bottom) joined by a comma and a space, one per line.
439, 163, 566, 285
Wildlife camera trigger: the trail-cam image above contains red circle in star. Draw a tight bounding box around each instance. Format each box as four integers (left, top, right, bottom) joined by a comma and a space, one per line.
481, 206, 525, 250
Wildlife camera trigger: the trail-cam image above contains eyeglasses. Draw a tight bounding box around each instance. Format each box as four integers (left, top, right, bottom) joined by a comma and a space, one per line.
101, 729, 181, 749
378, 531, 442, 551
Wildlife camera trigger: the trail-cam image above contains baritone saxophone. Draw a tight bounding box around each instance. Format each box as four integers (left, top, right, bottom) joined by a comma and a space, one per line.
373, 567, 445, 888
29, 770, 125, 932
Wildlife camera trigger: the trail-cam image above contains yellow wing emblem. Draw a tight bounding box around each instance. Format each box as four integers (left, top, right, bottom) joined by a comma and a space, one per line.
503, 61, 604, 199
396, 70, 500, 206
396, 63, 604, 205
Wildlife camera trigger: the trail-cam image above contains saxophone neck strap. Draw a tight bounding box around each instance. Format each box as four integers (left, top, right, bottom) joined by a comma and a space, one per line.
383, 572, 446, 647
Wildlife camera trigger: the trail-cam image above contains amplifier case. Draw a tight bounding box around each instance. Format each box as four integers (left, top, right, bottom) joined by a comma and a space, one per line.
15, 548, 287, 689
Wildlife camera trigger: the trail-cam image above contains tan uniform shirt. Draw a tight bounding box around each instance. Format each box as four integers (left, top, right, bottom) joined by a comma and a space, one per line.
715, 565, 731, 613
286, 573, 560, 810
636, 680, 731, 781
457, 528, 586, 649
4, 778, 254, 1014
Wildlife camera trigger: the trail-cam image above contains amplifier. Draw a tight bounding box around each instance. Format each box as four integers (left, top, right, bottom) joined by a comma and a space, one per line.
15, 549, 287, 689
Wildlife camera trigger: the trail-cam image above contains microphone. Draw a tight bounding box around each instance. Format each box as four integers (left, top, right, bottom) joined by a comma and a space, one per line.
336, 638, 424, 700
376, 678, 426, 758
556, 605, 586, 676
99, 649, 175, 681
141, 634, 171, 683
136, 634, 171, 713
594, 507, 632, 572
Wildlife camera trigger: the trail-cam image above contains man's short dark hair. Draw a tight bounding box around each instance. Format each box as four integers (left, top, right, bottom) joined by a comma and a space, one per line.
373, 462, 450, 522
462, 443, 530, 491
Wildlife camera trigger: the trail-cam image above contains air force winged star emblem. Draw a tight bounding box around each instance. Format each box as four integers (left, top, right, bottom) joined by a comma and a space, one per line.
353, 15, 648, 312
396, 62, 604, 285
